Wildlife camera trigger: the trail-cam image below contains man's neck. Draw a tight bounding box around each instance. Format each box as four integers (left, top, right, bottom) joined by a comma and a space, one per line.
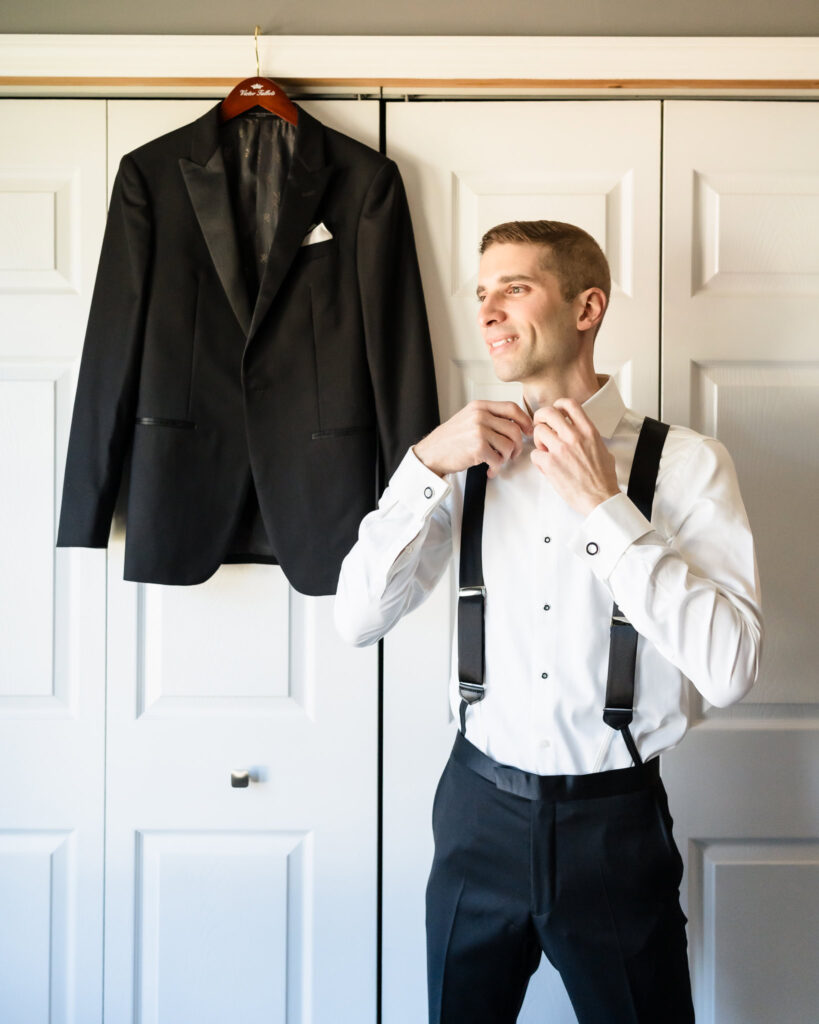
522, 367, 607, 416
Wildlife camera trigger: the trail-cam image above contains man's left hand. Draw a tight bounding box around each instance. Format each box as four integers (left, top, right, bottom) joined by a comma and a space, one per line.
530, 398, 620, 517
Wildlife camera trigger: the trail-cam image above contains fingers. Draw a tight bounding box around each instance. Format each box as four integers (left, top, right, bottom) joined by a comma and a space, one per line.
533, 398, 592, 431
470, 401, 533, 474
415, 400, 534, 478
532, 406, 571, 454
482, 427, 519, 478
533, 405, 574, 445
529, 448, 550, 474
470, 397, 532, 434
484, 413, 528, 461
476, 400, 534, 437
552, 397, 593, 433
532, 398, 597, 452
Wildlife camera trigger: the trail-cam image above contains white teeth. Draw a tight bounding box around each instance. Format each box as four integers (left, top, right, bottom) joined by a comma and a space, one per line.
490, 336, 516, 349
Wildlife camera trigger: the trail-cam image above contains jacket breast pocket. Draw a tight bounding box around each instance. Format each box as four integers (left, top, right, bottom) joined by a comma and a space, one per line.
296, 238, 337, 263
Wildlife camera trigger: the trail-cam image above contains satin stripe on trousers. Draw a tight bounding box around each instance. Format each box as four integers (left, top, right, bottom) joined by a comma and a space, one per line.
426, 734, 695, 1024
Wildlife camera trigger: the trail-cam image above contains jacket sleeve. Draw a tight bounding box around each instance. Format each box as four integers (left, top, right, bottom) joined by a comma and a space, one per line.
356, 159, 440, 480
57, 154, 152, 548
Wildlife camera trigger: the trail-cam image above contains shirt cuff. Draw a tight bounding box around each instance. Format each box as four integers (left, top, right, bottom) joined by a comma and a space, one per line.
387, 446, 452, 519
568, 492, 653, 581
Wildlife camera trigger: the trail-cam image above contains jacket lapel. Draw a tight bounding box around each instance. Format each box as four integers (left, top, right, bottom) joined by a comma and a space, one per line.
248, 107, 332, 341
179, 103, 252, 336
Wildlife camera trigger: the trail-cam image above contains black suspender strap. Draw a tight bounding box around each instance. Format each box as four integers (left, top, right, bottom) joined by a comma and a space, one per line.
603, 416, 670, 765
457, 463, 488, 734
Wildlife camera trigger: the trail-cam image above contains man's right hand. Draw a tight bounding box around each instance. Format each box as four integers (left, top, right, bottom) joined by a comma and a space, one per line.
413, 401, 534, 479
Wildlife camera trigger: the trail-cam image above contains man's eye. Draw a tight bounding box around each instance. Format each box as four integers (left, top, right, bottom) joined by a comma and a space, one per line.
509, 286, 524, 294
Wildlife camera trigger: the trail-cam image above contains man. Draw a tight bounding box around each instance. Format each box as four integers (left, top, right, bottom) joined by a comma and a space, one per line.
334, 221, 762, 1023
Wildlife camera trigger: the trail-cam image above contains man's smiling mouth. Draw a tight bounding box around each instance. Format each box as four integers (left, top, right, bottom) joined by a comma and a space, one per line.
488, 335, 518, 351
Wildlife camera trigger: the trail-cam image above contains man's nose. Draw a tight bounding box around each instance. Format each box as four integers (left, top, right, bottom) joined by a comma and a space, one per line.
478, 296, 505, 327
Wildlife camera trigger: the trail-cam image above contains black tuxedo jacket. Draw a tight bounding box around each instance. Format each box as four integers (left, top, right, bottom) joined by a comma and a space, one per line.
57, 102, 439, 594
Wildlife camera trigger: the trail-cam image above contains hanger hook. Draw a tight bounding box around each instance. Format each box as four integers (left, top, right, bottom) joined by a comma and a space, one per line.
254, 25, 261, 78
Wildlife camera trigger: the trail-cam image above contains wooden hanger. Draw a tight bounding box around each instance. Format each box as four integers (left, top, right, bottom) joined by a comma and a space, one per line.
219, 25, 299, 126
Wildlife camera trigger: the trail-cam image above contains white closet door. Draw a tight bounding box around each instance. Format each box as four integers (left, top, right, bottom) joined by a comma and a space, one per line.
384, 100, 661, 1024
101, 100, 380, 1024
662, 100, 819, 1024
0, 100, 107, 1024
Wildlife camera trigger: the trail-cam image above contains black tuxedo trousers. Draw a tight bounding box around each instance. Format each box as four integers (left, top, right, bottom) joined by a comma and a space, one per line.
426, 734, 695, 1024
57, 103, 439, 594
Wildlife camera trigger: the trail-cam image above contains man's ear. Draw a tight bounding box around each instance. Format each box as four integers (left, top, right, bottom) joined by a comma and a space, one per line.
576, 287, 607, 335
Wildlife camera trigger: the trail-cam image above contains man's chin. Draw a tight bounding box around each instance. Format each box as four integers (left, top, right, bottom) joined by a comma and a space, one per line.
490, 362, 522, 384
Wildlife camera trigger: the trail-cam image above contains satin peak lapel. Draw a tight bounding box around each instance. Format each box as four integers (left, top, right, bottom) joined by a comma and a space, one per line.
248, 110, 333, 341
179, 146, 252, 337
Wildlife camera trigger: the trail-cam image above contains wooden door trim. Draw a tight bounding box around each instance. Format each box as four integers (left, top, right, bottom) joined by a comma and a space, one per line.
1, 35, 818, 98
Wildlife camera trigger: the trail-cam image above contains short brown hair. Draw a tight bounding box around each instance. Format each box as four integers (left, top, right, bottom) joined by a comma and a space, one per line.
479, 221, 611, 303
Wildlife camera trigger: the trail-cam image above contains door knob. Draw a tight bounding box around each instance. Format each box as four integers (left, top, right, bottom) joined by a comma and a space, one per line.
231, 770, 250, 788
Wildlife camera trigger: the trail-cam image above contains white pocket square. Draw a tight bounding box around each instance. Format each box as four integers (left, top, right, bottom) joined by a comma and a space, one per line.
301, 222, 333, 246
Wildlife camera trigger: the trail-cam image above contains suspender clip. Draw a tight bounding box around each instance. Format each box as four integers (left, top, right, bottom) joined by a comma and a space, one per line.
459, 681, 486, 704
603, 706, 634, 729
459, 586, 486, 599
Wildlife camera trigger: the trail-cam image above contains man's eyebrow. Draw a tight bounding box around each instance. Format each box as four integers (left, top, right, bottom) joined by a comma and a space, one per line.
476, 274, 538, 296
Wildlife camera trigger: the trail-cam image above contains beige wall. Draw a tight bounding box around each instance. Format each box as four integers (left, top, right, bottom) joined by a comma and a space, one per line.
1, 0, 819, 36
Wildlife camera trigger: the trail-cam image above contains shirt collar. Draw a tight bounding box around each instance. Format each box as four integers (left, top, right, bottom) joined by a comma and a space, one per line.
582, 374, 627, 439
521, 374, 626, 440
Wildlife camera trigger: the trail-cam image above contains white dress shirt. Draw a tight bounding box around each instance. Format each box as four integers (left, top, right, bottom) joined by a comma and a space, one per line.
334, 377, 763, 775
